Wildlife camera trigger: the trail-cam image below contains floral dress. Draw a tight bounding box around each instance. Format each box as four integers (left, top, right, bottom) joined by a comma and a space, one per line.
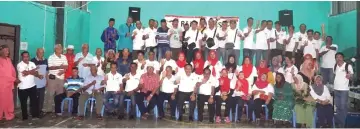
272, 82, 294, 121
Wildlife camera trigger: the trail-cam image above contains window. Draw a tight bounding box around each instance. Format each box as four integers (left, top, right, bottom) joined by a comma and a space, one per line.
331, 1, 356, 15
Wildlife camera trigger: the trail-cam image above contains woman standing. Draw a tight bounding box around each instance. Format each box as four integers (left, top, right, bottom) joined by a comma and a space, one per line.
272, 73, 294, 127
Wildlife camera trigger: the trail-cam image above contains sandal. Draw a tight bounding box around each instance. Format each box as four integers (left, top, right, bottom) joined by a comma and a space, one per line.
97, 115, 103, 120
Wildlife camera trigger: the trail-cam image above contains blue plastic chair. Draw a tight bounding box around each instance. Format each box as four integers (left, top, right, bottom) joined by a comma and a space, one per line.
251, 104, 268, 121
135, 100, 158, 118
84, 97, 104, 117
100, 98, 114, 116
61, 97, 73, 113
233, 104, 249, 122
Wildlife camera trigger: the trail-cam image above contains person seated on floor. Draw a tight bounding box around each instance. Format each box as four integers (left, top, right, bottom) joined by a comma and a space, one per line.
103, 63, 123, 116
157, 66, 178, 120
136, 63, 160, 120
77, 66, 105, 120
118, 63, 141, 120
310, 75, 334, 128
64, 67, 84, 117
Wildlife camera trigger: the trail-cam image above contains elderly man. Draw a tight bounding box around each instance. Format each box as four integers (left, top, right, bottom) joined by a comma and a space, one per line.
46, 44, 68, 116
77, 66, 105, 120
136, 63, 160, 119
119, 17, 135, 52
30, 48, 48, 115
0, 45, 17, 121
75, 44, 95, 78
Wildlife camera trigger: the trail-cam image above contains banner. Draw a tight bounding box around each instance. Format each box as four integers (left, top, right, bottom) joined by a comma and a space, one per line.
164, 15, 240, 30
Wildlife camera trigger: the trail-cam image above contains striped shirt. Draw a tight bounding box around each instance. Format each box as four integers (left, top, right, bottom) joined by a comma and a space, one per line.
65, 76, 84, 92
48, 53, 68, 79
157, 27, 170, 47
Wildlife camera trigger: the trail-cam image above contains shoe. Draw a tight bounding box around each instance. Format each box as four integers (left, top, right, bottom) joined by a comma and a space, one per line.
117, 115, 124, 120
178, 116, 183, 121
215, 116, 221, 123
255, 118, 261, 126
129, 115, 135, 120
224, 117, 231, 123
188, 116, 194, 122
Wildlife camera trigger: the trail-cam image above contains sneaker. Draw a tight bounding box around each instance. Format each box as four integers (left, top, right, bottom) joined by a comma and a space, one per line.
215, 116, 221, 123
224, 117, 231, 123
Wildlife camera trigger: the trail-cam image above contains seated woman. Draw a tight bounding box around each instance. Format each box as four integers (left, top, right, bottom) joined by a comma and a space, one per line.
215, 69, 234, 123
234, 72, 250, 122
191, 51, 205, 77
300, 54, 319, 73
310, 75, 334, 128
175, 52, 187, 75
204, 50, 223, 79
251, 73, 274, 125
269, 56, 285, 78
257, 60, 275, 85
272, 72, 294, 127
284, 56, 298, 83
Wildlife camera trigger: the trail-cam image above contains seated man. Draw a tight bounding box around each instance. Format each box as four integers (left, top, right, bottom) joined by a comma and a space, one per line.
118, 63, 141, 120
103, 63, 123, 115
64, 67, 84, 117
136, 63, 160, 119
157, 66, 177, 119
77, 66, 105, 120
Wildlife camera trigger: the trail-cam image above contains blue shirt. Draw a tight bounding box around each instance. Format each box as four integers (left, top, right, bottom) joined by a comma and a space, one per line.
118, 23, 136, 51
101, 27, 119, 52
30, 57, 48, 88
117, 57, 132, 76
65, 76, 84, 92
157, 27, 170, 47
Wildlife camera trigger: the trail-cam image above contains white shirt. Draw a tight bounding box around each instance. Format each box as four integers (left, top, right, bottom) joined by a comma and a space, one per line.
143, 27, 158, 47
285, 33, 299, 52
255, 29, 269, 50
266, 29, 276, 49
132, 28, 145, 50
17, 61, 37, 89
133, 59, 147, 74
177, 73, 199, 92
48, 53, 68, 79
198, 76, 219, 96
320, 44, 338, 68
251, 84, 274, 99
204, 60, 223, 79
145, 60, 160, 73
75, 52, 94, 78
272, 29, 287, 49
227, 28, 242, 50
93, 56, 105, 76
284, 65, 298, 83
295, 32, 307, 50
203, 27, 218, 49
242, 27, 255, 49
334, 63, 354, 91
160, 75, 177, 93
303, 39, 320, 58
239, 66, 258, 93
216, 29, 228, 48
161, 59, 177, 72
310, 85, 332, 101
185, 29, 203, 49
105, 72, 122, 92
124, 72, 141, 92
84, 74, 104, 94
168, 27, 183, 48
271, 67, 285, 78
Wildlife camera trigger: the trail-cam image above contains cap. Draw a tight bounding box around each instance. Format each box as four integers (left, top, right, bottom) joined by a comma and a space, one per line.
67, 45, 74, 50
147, 62, 154, 68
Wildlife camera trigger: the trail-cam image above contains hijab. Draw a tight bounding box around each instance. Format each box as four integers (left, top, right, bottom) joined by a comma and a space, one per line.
257, 60, 270, 75
293, 74, 306, 91
275, 72, 286, 88
300, 59, 315, 80
225, 55, 237, 73
236, 73, 249, 99
192, 51, 204, 75
255, 73, 269, 89
176, 52, 187, 68
270, 56, 280, 72
312, 75, 324, 96
242, 57, 253, 78
207, 50, 218, 76
219, 69, 231, 93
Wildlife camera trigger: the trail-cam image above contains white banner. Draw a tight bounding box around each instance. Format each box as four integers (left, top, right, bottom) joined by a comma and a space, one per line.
164, 15, 240, 30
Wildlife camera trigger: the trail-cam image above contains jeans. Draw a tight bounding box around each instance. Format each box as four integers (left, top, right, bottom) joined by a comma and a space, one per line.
136, 91, 158, 115
218, 48, 227, 64
255, 49, 268, 66
157, 92, 177, 117
18, 86, 40, 119
36, 87, 45, 112
197, 94, 215, 122
119, 92, 137, 116
243, 48, 254, 62
320, 68, 334, 84
103, 91, 121, 112
145, 47, 157, 60
334, 90, 348, 127
157, 46, 170, 60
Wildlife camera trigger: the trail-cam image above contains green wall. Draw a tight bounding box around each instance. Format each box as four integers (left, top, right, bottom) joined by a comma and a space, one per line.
88, 1, 331, 53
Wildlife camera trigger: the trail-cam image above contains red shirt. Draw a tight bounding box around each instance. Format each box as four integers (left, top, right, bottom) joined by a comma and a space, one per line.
140, 73, 160, 93
65, 53, 75, 79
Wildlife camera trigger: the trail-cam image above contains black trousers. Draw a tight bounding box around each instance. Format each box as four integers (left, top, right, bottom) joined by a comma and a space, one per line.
295, 51, 303, 69
186, 48, 199, 64
197, 94, 215, 122
176, 91, 196, 119
36, 87, 45, 112
316, 103, 334, 127
233, 96, 249, 120
54, 93, 66, 113
253, 98, 274, 119
136, 91, 158, 115
18, 86, 39, 119
215, 96, 232, 117
69, 93, 80, 114
157, 92, 176, 117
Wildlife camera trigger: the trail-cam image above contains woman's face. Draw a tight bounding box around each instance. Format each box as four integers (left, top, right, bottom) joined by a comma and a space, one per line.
285, 57, 292, 65
238, 73, 244, 79
272, 58, 278, 66
221, 70, 228, 77
195, 53, 201, 59
276, 74, 282, 82
261, 74, 267, 81
244, 58, 250, 65
315, 77, 322, 85
307, 61, 314, 70
229, 57, 235, 63
210, 52, 216, 59
260, 61, 266, 68
179, 54, 185, 61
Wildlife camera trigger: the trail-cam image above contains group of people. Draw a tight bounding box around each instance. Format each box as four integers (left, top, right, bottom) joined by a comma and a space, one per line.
0, 16, 354, 128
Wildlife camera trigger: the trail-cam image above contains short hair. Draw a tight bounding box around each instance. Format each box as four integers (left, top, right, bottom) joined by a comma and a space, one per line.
208, 18, 214, 22
110, 62, 117, 67
247, 17, 254, 22
137, 51, 145, 55
314, 31, 321, 35
165, 66, 173, 70
222, 20, 228, 24
184, 23, 189, 26
230, 20, 237, 24
185, 64, 192, 68
149, 19, 155, 23
267, 20, 273, 23
275, 21, 280, 25
288, 25, 295, 30
200, 17, 206, 22
21, 51, 29, 57
335, 52, 344, 58
261, 20, 267, 24
307, 29, 314, 33
161, 19, 166, 23
300, 23, 307, 28
109, 18, 115, 22
326, 36, 333, 41
0, 44, 8, 50
130, 62, 138, 67
191, 20, 198, 24
72, 67, 79, 70
203, 66, 211, 73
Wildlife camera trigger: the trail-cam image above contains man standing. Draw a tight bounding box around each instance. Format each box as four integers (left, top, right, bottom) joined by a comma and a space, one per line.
157, 19, 170, 60
168, 18, 183, 60
182, 23, 190, 54
31, 48, 48, 115
333, 52, 353, 127
101, 18, 119, 52
0, 45, 16, 121
226, 20, 243, 64
185, 21, 203, 63
74, 44, 94, 78
294, 24, 307, 68
119, 17, 135, 52
216, 21, 228, 64
270, 21, 287, 59
64, 45, 75, 79
255, 20, 268, 66
242, 17, 255, 61
203, 18, 218, 60
46, 44, 68, 116
143, 19, 158, 59
131, 21, 145, 60
319, 36, 337, 84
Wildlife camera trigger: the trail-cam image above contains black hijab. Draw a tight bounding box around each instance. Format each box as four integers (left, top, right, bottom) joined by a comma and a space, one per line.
225, 55, 237, 73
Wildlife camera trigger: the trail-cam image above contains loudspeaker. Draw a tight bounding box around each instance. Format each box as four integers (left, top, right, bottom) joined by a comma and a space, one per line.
128, 7, 141, 22
279, 10, 293, 26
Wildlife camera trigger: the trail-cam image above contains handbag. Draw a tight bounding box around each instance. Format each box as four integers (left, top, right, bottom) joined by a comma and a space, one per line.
225, 29, 237, 49
206, 28, 217, 48
188, 30, 199, 50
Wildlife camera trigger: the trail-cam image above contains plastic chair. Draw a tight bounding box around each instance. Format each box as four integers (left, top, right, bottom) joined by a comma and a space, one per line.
125, 99, 131, 114
61, 98, 73, 113
100, 98, 114, 116
135, 100, 158, 118
233, 104, 249, 122
251, 104, 268, 121
84, 97, 104, 116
